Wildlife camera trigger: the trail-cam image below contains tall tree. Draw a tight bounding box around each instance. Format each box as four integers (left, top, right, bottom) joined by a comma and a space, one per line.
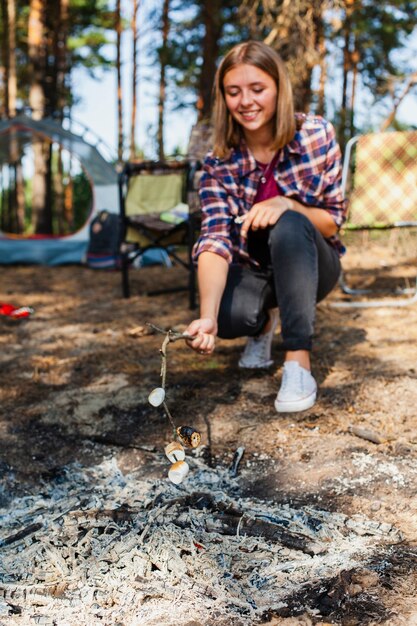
161, 0, 242, 120
9, 0, 25, 232
339, 2, 353, 151
0, 0, 18, 118
116, 0, 123, 163
0, 0, 9, 118
157, 0, 170, 160
130, 0, 140, 160
197, 0, 222, 121
45, 0, 70, 116
331, 0, 417, 145
28, 0, 45, 120
28, 0, 49, 233
7, 0, 17, 117
316, 14, 327, 117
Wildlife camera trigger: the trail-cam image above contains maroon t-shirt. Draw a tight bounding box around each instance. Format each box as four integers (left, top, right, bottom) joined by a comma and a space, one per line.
248, 154, 280, 267
254, 154, 280, 202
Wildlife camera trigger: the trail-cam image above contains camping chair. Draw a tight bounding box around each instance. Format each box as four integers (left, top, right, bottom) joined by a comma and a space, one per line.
331, 130, 417, 309
118, 159, 200, 309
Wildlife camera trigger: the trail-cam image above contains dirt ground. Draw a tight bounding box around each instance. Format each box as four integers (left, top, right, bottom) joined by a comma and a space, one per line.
0, 234, 417, 625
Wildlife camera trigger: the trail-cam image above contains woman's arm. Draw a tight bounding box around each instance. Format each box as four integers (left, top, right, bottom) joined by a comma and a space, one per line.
240, 196, 338, 239
289, 198, 338, 237
185, 251, 229, 354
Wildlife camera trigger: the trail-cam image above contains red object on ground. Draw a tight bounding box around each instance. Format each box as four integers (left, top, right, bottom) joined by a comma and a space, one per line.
0, 303, 35, 319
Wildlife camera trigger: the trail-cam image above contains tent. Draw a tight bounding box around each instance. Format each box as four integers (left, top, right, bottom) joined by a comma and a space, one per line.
0, 115, 118, 265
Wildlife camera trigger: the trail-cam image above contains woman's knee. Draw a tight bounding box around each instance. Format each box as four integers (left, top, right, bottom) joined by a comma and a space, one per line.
270, 209, 315, 245
217, 265, 272, 339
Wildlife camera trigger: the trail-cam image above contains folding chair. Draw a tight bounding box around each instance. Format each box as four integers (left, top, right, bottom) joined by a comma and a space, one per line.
118, 159, 200, 309
331, 130, 417, 308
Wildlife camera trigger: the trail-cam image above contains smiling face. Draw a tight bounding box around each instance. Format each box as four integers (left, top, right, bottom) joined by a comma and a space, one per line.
223, 63, 278, 142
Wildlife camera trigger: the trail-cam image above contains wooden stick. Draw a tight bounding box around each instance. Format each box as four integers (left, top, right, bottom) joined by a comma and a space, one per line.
147, 323, 194, 434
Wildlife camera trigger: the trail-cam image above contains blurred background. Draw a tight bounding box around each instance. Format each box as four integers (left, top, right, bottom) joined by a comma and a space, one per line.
1, 0, 417, 237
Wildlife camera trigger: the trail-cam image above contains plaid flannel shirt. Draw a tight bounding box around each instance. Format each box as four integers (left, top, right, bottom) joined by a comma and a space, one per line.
193, 115, 347, 266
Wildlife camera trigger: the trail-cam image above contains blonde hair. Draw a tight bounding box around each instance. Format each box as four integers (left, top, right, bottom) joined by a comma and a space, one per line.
212, 41, 295, 158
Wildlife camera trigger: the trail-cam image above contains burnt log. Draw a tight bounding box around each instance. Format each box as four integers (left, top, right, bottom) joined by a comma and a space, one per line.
0, 522, 43, 548
164, 492, 324, 556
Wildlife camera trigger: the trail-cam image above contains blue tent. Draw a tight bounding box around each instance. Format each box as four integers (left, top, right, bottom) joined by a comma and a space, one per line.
0, 115, 118, 265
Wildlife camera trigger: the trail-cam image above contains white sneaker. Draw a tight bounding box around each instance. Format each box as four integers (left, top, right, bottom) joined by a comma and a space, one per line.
238, 309, 279, 369
275, 361, 317, 413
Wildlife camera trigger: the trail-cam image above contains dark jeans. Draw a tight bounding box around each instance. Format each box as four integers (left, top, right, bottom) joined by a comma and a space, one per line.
217, 210, 341, 351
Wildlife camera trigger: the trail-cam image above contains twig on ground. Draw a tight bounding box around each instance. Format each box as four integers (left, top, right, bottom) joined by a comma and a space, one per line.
348, 425, 394, 445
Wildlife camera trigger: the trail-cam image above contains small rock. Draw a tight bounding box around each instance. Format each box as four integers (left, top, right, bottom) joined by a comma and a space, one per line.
393, 441, 413, 455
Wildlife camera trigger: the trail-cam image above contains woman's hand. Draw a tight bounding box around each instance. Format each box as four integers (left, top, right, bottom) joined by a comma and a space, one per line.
185, 317, 218, 355
240, 197, 292, 238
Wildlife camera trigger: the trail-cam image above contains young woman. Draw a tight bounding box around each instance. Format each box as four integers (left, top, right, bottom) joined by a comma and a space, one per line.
185, 41, 347, 413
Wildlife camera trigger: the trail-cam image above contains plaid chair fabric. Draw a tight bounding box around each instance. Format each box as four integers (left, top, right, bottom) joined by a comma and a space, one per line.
346, 131, 417, 228
332, 130, 417, 307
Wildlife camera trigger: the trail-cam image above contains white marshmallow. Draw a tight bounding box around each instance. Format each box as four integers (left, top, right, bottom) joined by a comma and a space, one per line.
148, 387, 165, 407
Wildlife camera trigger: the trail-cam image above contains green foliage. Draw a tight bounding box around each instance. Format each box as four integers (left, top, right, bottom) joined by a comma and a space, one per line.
72, 170, 93, 231
330, 1, 417, 99
0, 0, 116, 115
2, 0, 417, 153
67, 0, 115, 78
145, 0, 246, 109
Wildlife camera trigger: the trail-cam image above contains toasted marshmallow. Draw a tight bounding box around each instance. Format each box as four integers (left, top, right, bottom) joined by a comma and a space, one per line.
168, 460, 189, 485
165, 441, 185, 463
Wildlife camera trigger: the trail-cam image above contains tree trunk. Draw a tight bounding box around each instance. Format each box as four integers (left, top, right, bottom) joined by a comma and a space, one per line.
157, 0, 170, 160
13, 162, 25, 233
55, 146, 65, 232
198, 0, 222, 121
130, 0, 140, 160
49, 0, 69, 117
339, 8, 352, 153
64, 152, 74, 229
50, 0, 69, 227
43, 141, 53, 233
0, 170, 6, 231
29, 0, 49, 233
64, 168, 74, 228
116, 0, 124, 163
294, 75, 313, 114
6, 0, 25, 232
350, 45, 359, 137
1, 0, 10, 118
316, 12, 326, 117
9, 0, 24, 231
28, 0, 45, 120
7, 0, 17, 117
31, 140, 47, 233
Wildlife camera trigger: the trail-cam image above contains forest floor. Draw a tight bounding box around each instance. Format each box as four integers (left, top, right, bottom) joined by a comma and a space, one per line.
0, 231, 417, 626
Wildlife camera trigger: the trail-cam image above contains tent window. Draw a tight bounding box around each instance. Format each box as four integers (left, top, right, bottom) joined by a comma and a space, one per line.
0, 134, 93, 237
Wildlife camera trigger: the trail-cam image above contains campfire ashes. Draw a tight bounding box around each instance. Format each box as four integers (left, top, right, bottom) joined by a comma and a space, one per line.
1, 326, 412, 624
0, 454, 402, 625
